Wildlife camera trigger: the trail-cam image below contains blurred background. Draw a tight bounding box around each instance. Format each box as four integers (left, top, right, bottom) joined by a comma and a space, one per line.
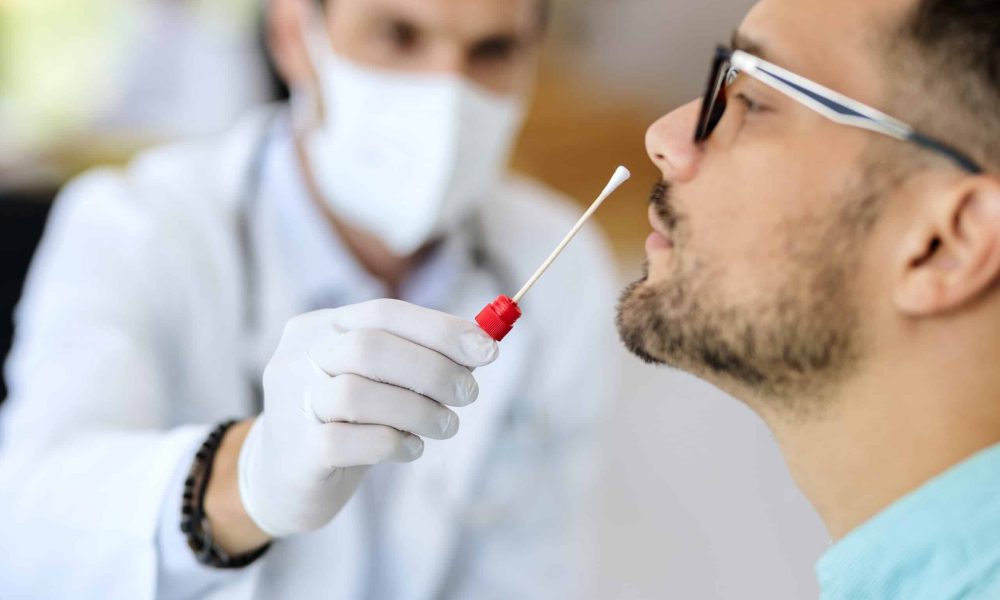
0, 0, 828, 597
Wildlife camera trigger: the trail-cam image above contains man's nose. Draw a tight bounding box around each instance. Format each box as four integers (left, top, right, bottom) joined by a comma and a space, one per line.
645, 100, 703, 183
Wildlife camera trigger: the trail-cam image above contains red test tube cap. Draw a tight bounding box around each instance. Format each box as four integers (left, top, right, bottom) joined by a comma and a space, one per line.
475, 295, 522, 341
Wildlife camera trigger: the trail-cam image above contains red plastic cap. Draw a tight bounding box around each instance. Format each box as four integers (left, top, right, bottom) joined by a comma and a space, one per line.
475, 295, 522, 341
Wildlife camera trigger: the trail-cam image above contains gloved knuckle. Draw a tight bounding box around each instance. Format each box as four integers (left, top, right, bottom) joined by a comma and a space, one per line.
365, 298, 403, 319
317, 428, 347, 466
331, 381, 364, 423
283, 313, 309, 337
262, 357, 292, 389
435, 369, 475, 405
330, 373, 362, 399
466, 375, 480, 403
342, 328, 383, 357
427, 373, 453, 403
400, 434, 424, 460
376, 426, 403, 451
351, 299, 382, 325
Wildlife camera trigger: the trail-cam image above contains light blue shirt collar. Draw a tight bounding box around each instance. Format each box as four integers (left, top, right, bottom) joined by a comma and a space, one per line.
260, 118, 471, 312
816, 441, 1000, 599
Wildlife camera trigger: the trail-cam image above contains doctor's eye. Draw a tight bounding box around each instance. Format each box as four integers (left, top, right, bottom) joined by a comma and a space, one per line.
381, 20, 420, 52
470, 35, 520, 64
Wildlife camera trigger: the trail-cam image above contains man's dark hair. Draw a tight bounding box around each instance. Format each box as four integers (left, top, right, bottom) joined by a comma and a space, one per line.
886, 0, 1000, 172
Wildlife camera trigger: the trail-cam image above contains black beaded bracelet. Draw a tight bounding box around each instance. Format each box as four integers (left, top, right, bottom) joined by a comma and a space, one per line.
180, 420, 270, 569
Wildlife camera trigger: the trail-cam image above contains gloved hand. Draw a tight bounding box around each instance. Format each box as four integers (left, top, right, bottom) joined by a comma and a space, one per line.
237, 299, 499, 537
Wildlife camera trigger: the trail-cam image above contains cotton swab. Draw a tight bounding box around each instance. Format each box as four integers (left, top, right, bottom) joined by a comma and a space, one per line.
475, 165, 631, 341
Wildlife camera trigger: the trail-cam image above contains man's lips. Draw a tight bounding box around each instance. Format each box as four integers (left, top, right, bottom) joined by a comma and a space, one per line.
646, 204, 673, 252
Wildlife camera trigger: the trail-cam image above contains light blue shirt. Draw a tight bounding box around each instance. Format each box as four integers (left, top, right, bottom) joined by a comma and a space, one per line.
817, 441, 1000, 599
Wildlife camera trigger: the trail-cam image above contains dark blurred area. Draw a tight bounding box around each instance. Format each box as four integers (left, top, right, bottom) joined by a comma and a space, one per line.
0, 191, 52, 401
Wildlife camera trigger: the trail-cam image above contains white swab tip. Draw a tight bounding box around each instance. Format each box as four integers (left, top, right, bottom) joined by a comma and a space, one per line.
603, 165, 631, 195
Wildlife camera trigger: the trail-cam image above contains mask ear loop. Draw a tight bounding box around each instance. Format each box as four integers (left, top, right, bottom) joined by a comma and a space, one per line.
290, 0, 333, 134
299, 0, 332, 72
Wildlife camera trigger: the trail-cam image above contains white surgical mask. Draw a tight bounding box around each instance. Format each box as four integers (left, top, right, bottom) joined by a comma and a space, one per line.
295, 19, 526, 256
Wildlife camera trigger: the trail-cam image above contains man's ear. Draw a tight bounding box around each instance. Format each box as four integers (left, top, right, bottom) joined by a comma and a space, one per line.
266, 0, 317, 89
895, 176, 1000, 316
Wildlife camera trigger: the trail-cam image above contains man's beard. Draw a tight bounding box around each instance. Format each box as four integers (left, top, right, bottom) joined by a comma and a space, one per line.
616, 181, 868, 403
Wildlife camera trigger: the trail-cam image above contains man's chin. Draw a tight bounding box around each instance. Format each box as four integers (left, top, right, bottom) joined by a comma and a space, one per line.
615, 277, 666, 366
615, 273, 733, 377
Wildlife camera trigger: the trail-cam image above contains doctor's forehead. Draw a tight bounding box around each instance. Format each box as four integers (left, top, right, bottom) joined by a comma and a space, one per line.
334, 0, 542, 38
739, 0, 916, 105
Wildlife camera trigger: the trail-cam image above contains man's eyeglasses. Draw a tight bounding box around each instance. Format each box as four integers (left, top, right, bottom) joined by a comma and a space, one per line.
694, 46, 983, 174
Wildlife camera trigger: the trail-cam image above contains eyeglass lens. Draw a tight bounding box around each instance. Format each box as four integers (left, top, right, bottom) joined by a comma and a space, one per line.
694, 52, 731, 142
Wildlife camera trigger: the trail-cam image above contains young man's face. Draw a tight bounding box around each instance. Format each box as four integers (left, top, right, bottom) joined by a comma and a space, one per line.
618, 0, 917, 403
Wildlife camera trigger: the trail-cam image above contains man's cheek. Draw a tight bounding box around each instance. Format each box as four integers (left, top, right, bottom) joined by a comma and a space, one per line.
681, 235, 753, 298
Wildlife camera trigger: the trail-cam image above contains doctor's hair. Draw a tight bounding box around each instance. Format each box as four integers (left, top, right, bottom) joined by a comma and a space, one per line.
883, 0, 999, 173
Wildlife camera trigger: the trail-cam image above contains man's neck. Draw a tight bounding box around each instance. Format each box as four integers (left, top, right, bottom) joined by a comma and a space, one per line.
765, 341, 1000, 541
293, 138, 423, 296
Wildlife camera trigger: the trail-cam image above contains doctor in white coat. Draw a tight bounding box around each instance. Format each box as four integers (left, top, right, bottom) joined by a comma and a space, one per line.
0, 0, 617, 598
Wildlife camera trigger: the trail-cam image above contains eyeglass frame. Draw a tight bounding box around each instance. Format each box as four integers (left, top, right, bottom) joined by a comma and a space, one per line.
694, 45, 984, 175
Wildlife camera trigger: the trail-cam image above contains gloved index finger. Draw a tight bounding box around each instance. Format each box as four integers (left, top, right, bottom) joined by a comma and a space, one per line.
321, 299, 499, 368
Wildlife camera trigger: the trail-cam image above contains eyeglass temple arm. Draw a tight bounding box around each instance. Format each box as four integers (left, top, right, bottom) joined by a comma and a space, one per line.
731, 51, 983, 174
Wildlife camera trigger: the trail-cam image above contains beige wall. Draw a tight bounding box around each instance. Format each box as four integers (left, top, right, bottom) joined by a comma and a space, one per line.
513, 0, 761, 261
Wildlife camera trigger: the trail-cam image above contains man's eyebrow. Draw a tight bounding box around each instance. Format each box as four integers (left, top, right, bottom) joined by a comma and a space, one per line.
730, 30, 769, 60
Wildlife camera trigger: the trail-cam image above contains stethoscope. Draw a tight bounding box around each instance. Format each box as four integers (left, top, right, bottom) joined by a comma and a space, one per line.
235, 107, 518, 412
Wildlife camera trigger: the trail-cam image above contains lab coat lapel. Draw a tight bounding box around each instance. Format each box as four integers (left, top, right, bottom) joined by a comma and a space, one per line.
244, 165, 374, 600
383, 265, 533, 600
252, 495, 371, 600
446, 267, 533, 509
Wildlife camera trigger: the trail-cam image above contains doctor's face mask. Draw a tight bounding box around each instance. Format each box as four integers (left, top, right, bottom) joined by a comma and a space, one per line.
292, 5, 530, 256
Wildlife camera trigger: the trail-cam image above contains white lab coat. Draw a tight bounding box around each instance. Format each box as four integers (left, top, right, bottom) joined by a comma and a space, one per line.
0, 109, 619, 600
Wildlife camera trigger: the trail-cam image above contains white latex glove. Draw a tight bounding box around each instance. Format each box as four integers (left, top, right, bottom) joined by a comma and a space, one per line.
237, 299, 499, 537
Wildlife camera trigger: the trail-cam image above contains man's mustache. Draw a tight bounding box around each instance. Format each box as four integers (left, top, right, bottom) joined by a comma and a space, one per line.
649, 180, 679, 233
